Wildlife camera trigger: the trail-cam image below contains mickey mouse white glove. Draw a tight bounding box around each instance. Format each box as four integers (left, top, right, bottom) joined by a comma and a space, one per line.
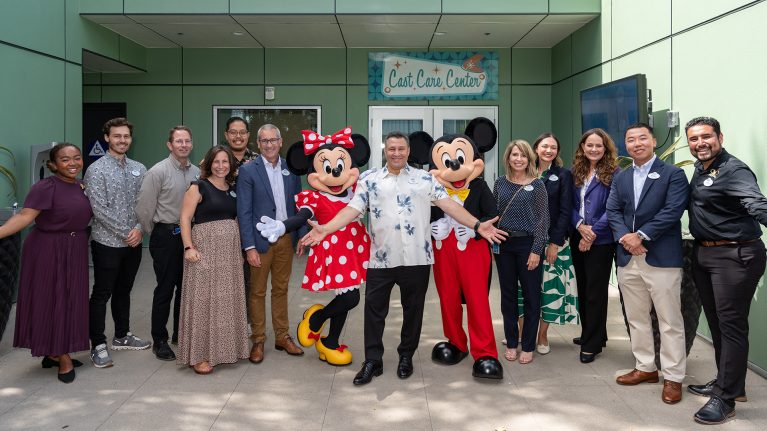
430, 217, 450, 241
256, 215, 286, 243
454, 223, 473, 246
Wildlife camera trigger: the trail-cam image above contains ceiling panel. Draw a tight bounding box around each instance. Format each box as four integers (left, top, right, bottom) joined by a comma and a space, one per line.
233, 14, 337, 24
82, 50, 146, 73
432, 21, 538, 48
82, 14, 135, 24
336, 14, 439, 24
439, 14, 544, 24
127, 14, 237, 24
341, 24, 434, 48
102, 23, 178, 48
143, 23, 262, 48
241, 23, 344, 47
514, 14, 596, 47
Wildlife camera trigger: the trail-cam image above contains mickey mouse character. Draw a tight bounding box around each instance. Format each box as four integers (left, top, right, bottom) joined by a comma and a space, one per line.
257, 127, 370, 366
408, 117, 503, 379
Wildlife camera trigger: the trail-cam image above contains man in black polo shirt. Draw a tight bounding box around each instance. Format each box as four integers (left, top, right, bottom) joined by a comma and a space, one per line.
685, 116, 767, 425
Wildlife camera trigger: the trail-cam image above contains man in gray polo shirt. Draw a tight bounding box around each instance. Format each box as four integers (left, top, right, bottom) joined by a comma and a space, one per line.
136, 125, 200, 361
84, 117, 150, 368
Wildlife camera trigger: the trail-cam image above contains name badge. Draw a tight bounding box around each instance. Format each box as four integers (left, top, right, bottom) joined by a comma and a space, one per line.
195, 174, 200, 180
282, 169, 290, 176
408, 176, 418, 184
523, 185, 534, 192
131, 169, 141, 177
703, 178, 714, 187
229, 191, 237, 198
548, 174, 559, 182
647, 172, 660, 180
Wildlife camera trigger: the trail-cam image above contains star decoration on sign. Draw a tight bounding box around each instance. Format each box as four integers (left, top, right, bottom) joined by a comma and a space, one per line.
433, 66, 440, 73
394, 61, 401, 69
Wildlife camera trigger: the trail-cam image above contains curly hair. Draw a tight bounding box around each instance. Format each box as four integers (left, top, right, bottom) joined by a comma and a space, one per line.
199, 145, 237, 186
571, 128, 617, 187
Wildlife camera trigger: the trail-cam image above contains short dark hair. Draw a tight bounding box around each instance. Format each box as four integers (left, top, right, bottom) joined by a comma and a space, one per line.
226, 116, 249, 132
46, 143, 81, 173
200, 146, 237, 186
532, 132, 563, 167
384, 131, 409, 146
685, 116, 721, 136
625, 122, 654, 137
102, 117, 133, 136
168, 125, 192, 143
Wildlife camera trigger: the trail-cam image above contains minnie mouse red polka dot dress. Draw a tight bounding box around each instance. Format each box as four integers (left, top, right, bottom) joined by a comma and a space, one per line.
296, 189, 370, 292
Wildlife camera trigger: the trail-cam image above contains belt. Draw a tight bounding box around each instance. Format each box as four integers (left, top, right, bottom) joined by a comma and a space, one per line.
697, 238, 760, 247
503, 229, 530, 238
155, 222, 180, 229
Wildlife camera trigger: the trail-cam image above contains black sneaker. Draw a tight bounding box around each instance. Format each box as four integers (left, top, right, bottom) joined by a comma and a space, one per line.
153, 340, 176, 361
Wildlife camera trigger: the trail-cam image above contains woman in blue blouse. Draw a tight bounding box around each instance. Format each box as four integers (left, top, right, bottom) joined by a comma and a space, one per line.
570, 128, 618, 363
494, 139, 549, 365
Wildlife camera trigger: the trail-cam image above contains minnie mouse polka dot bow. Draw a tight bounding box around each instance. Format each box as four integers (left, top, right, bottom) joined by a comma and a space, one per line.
302, 127, 354, 155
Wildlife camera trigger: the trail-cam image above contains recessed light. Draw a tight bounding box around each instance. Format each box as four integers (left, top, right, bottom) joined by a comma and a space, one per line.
177, 32, 183, 36
233, 31, 244, 36
484, 32, 491, 36
434, 32, 446, 36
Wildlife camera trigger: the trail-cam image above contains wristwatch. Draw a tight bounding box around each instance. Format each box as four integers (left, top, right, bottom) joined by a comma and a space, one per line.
473, 220, 481, 234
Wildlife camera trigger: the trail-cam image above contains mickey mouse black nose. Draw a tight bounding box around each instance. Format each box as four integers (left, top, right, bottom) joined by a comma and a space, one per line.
446, 159, 461, 171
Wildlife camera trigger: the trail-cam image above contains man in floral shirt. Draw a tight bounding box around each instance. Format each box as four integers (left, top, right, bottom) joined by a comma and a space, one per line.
301, 131, 506, 385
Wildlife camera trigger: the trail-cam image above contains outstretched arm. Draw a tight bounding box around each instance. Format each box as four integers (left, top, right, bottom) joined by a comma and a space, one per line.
300, 206, 361, 247
434, 197, 507, 244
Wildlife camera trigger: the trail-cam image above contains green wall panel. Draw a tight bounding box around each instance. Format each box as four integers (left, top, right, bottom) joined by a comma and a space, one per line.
549, 0, 600, 14
182, 86, 265, 163
346, 86, 369, 141
183, 48, 264, 84
119, 37, 147, 70
671, 0, 753, 33
510, 85, 551, 145
79, 0, 124, 14
124, 0, 228, 14
571, 17, 602, 74
570, 66, 601, 143
612, 40, 671, 112
551, 37, 572, 83
65, 63, 83, 146
347, 49, 369, 85
102, 48, 182, 84
611, 0, 670, 57
442, 0, 546, 14
0, 0, 65, 59
230, 0, 334, 14
551, 78, 573, 163
511, 48, 551, 85
497, 48, 512, 86
336, 0, 440, 14
0, 46, 65, 203
100, 86, 183, 168
67, 10, 121, 63
265, 49, 345, 84
83, 85, 102, 103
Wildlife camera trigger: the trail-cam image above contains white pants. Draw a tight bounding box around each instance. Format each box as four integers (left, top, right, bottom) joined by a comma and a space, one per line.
617, 254, 686, 383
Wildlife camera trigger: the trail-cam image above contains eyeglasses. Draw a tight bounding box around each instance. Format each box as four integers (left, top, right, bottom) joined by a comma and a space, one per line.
172, 139, 193, 145
258, 138, 281, 145
227, 129, 249, 136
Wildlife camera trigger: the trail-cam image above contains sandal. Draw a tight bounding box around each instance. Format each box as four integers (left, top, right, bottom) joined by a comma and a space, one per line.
192, 362, 214, 375
503, 348, 518, 362
519, 351, 534, 364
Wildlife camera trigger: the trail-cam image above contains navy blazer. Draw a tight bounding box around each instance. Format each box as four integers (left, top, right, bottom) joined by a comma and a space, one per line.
571, 169, 616, 246
236, 156, 303, 253
542, 165, 573, 246
606, 158, 689, 268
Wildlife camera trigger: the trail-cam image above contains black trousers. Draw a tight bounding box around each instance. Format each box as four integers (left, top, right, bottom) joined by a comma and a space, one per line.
693, 240, 766, 402
89, 241, 143, 348
495, 236, 543, 353
149, 224, 184, 343
364, 265, 430, 361
571, 231, 615, 354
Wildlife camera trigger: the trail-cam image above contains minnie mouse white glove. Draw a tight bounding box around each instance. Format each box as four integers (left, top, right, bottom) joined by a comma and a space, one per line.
257, 215, 286, 243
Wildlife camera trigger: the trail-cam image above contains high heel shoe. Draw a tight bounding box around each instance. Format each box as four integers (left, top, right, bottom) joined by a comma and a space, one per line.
57, 368, 76, 384
42, 356, 83, 368
315, 338, 352, 366
297, 304, 325, 347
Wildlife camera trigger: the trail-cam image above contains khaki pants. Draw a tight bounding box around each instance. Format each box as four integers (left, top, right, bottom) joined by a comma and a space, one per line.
617, 254, 686, 382
248, 234, 294, 343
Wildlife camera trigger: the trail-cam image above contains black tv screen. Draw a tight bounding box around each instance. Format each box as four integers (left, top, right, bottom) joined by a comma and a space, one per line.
580, 74, 648, 156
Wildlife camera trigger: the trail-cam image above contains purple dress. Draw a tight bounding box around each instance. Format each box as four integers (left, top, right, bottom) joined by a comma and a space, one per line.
13, 176, 92, 356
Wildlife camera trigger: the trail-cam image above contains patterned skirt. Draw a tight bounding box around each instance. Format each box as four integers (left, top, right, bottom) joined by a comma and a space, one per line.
177, 219, 250, 367
518, 241, 580, 325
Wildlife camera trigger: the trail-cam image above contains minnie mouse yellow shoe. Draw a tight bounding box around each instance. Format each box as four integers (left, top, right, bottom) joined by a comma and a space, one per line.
297, 304, 325, 347
316, 338, 353, 366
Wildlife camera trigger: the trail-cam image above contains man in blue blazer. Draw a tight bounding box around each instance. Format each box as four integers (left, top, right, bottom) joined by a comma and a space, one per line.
606, 123, 690, 404
237, 124, 305, 363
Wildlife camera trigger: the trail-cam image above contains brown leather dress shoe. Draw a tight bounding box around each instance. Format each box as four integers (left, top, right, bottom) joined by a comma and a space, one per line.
662, 380, 682, 404
616, 369, 659, 385
275, 335, 305, 356
249, 342, 264, 364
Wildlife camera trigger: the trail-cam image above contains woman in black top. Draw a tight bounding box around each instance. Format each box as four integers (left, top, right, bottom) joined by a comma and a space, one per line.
178, 146, 250, 374
493, 139, 549, 364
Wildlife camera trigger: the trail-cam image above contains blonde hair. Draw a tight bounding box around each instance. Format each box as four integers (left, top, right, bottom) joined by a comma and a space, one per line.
503, 139, 537, 179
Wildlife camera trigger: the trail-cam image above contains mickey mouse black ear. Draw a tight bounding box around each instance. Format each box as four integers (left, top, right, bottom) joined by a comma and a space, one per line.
407, 131, 434, 166
464, 117, 497, 154
286, 141, 310, 176
349, 134, 371, 167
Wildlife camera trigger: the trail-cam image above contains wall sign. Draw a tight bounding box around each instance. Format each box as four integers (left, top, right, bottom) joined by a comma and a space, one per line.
368, 52, 498, 101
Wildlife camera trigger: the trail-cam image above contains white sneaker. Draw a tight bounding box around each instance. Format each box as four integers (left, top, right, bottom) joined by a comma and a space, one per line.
90, 343, 113, 368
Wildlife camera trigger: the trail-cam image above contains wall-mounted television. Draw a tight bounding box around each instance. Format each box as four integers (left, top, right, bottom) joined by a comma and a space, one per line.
580, 74, 648, 156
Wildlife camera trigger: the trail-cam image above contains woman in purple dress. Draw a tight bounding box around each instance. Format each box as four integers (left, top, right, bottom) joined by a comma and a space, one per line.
0, 143, 92, 383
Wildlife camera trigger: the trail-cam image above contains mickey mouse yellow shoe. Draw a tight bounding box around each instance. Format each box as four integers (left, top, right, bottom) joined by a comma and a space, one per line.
297, 304, 325, 347
316, 338, 353, 366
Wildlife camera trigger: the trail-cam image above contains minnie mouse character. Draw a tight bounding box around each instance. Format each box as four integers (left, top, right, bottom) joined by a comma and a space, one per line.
408, 117, 503, 379
257, 127, 370, 366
